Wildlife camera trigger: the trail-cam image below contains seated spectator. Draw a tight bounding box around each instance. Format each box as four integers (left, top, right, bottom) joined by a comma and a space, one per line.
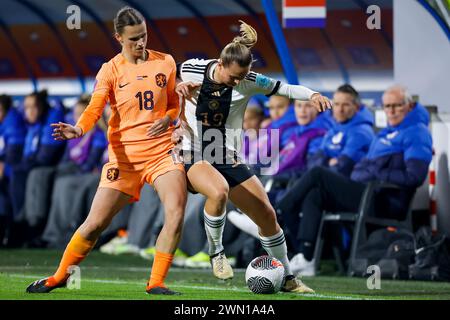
260, 95, 291, 129
228, 101, 331, 240
386, 85, 429, 126
275, 85, 433, 276
40, 101, 109, 248
59, 94, 107, 174
248, 97, 299, 174
7, 90, 65, 246
0, 94, 27, 245
242, 105, 265, 166
266, 85, 373, 237
21, 90, 66, 169
0, 94, 26, 168
309, 84, 375, 177
265, 100, 332, 176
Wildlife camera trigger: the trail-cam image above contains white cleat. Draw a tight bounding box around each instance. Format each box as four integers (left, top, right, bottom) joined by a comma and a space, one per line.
211, 251, 234, 280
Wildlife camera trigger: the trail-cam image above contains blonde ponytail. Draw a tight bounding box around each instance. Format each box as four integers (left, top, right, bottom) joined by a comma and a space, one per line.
232, 20, 258, 49
220, 20, 258, 68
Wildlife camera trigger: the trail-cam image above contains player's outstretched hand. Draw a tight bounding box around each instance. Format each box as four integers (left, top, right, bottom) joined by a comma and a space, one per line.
51, 122, 82, 140
310, 93, 332, 112
148, 115, 171, 137
175, 81, 201, 100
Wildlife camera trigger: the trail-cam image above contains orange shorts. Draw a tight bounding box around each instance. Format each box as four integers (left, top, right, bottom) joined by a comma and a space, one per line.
99, 153, 184, 202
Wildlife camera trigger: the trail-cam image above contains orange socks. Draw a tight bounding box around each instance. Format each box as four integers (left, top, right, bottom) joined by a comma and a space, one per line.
147, 251, 174, 289
47, 233, 173, 290
47, 231, 96, 285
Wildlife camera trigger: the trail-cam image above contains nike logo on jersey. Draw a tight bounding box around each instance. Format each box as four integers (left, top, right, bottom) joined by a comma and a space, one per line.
118, 82, 130, 88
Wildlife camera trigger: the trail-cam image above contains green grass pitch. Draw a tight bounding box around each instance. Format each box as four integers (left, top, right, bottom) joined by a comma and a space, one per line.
1, 249, 450, 300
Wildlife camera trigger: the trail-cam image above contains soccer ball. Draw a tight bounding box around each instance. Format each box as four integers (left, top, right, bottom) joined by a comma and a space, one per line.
245, 255, 285, 294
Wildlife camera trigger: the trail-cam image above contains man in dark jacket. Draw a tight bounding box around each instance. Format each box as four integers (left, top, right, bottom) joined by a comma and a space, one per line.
274, 85, 374, 256
276, 85, 433, 276
308, 84, 375, 177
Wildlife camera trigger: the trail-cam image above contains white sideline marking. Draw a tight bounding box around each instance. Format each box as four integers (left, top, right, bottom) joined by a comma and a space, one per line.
4, 273, 378, 300
0, 266, 218, 273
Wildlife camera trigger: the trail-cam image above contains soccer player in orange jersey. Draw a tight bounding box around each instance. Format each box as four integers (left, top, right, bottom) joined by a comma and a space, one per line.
26, 7, 186, 295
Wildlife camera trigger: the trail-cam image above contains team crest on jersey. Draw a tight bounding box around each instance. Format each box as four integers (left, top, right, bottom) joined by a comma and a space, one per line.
209, 100, 220, 110
106, 168, 119, 181
155, 73, 167, 88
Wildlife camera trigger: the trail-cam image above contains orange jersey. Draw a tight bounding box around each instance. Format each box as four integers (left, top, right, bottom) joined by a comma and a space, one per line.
76, 50, 180, 164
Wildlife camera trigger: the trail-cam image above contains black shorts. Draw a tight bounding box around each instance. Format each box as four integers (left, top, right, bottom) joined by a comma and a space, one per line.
182, 150, 255, 189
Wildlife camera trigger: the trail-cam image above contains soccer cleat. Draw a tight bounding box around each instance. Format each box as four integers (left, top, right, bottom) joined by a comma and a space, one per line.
146, 285, 182, 295
210, 251, 234, 280
26, 277, 66, 293
184, 252, 211, 269
282, 275, 315, 294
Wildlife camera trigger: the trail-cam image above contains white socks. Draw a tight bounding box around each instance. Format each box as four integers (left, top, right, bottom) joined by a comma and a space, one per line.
203, 209, 226, 256
259, 229, 293, 276
204, 209, 293, 277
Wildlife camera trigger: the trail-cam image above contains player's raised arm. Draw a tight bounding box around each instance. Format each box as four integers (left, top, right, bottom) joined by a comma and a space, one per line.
244, 71, 332, 112
73, 64, 112, 137
51, 81, 109, 141
277, 83, 332, 112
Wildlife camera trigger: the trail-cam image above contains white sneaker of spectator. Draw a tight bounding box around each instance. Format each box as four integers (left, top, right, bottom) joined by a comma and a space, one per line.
100, 236, 128, 255
112, 243, 140, 255
290, 253, 316, 277
99, 236, 140, 255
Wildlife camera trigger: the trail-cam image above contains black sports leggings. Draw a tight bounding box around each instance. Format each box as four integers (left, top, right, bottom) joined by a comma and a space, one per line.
275, 167, 366, 257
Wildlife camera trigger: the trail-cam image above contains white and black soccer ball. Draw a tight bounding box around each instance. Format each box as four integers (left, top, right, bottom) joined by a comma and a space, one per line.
245, 255, 285, 294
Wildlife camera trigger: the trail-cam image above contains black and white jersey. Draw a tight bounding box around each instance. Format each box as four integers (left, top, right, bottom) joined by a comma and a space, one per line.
178, 59, 281, 156
177, 58, 316, 159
